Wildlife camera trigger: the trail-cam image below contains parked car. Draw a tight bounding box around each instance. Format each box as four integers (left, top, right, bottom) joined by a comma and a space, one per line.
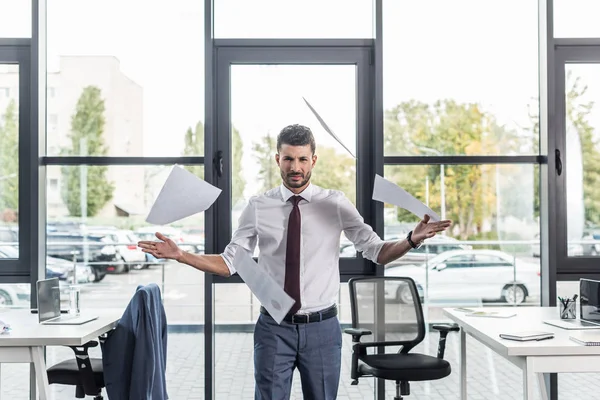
339, 235, 470, 264
135, 226, 197, 254
46, 232, 122, 282
87, 228, 146, 271
0, 245, 94, 284
384, 249, 540, 305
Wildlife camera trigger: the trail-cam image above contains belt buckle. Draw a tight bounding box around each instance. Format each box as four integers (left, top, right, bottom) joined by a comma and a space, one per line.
291, 314, 309, 324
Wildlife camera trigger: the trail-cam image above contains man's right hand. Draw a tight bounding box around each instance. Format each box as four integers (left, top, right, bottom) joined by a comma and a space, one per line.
138, 232, 184, 261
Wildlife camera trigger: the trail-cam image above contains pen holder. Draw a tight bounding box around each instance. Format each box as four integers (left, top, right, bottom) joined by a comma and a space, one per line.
559, 301, 576, 319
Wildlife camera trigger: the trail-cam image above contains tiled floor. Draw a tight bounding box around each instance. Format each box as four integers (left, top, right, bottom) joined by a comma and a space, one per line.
1, 332, 598, 399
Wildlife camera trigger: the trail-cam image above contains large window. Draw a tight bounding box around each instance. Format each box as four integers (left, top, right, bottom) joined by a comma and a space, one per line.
0, 1, 31, 38
44, 1, 207, 397
383, 0, 539, 156
214, 0, 373, 39
46, 0, 205, 157
0, 65, 19, 253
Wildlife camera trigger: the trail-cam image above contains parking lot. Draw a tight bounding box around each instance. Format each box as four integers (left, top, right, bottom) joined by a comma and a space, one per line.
77, 257, 541, 325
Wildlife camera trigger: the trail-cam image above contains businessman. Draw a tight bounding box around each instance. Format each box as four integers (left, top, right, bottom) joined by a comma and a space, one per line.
139, 124, 452, 400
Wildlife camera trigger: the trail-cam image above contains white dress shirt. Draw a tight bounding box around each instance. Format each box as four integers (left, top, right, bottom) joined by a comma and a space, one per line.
220, 183, 385, 313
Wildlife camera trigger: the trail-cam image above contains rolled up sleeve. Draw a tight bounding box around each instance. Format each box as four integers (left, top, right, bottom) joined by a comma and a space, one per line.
337, 194, 385, 264
220, 197, 258, 275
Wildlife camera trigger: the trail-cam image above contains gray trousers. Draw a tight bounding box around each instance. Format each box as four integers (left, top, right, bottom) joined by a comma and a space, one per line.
253, 312, 342, 400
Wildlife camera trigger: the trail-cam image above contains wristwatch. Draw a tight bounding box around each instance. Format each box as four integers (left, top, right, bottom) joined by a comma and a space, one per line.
406, 230, 422, 249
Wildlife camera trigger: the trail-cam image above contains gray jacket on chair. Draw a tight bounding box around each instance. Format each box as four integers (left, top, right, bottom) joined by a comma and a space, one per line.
102, 283, 168, 399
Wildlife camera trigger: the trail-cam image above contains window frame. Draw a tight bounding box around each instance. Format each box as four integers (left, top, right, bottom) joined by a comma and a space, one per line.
0, 42, 33, 280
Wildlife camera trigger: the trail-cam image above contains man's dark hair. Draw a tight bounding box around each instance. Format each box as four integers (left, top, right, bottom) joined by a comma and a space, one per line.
276, 124, 316, 154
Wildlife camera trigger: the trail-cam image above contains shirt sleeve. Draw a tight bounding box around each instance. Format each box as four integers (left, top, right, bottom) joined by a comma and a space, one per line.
220, 197, 258, 275
337, 193, 385, 264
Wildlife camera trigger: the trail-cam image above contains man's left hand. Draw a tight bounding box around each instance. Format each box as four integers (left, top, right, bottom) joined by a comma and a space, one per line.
411, 215, 452, 244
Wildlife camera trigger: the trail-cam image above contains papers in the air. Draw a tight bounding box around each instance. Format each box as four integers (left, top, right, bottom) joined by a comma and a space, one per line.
372, 174, 440, 222
302, 97, 356, 159
233, 249, 295, 325
146, 165, 222, 225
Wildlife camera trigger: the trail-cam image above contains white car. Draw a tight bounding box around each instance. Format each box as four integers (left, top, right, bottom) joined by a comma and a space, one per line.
385, 249, 540, 305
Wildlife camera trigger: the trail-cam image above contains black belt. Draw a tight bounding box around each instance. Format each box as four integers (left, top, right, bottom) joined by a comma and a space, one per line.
260, 304, 338, 324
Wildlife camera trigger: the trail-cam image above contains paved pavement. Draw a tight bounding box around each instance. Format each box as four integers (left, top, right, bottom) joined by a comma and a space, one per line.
0, 331, 598, 399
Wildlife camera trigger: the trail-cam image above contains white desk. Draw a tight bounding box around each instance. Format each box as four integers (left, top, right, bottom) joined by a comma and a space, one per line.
444, 306, 600, 400
0, 309, 121, 400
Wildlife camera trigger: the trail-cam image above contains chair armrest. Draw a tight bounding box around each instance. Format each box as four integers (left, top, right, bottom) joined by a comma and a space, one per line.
344, 328, 372, 343
432, 323, 459, 359
432, 323, 460, 333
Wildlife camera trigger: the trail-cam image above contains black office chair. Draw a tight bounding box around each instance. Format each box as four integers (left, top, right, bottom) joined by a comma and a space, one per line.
46, 333, 111, 399
345, 277, 459, 400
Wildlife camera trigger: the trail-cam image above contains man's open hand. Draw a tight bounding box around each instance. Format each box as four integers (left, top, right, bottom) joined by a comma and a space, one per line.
411, 215, 452, 244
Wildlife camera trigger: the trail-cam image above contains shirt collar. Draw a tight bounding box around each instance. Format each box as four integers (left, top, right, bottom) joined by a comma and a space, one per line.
280, 182, 313, 203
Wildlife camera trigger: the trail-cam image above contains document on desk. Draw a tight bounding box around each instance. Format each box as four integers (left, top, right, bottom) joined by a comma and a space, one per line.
233, 249, 295, 325
146, 165, 222, 225
372, 174, 440, 222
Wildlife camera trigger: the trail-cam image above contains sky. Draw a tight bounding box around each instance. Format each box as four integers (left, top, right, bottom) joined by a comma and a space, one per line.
1, 0, 600, 211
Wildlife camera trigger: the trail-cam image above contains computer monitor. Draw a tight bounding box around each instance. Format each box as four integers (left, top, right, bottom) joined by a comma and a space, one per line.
36, 277, 61, 323
580, 278, 600, 324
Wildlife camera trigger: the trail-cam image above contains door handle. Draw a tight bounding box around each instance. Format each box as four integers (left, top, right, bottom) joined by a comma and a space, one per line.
214, 150, 223, 178
555, 149, 562, 176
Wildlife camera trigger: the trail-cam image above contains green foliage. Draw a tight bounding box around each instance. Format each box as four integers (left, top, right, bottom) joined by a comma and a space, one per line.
384, 100, 522, 238
60, 86, 114, 217
252, 135, 356, 204
0, 100, 19, 215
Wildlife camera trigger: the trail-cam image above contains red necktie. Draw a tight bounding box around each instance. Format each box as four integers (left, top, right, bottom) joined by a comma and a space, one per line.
284, 196, 303, 315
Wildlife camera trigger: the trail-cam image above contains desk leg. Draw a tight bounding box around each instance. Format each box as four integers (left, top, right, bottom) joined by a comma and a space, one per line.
460, 328, 467, 400
537, 373, 549, 400
523, 358, 543, 400
30, 347, 50, 400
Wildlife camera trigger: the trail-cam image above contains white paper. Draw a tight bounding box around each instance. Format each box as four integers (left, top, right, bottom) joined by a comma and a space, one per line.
146, 165, 222, 225
372, 174, 441, 222
233, 249, 295, 325
302, 97, 356, 159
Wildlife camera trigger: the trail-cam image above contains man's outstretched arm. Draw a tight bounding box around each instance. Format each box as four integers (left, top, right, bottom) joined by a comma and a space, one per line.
138, 232, 231, 277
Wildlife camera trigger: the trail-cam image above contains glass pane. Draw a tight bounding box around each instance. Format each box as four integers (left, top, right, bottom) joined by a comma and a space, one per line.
46, 164, 205, 396
384, 164, 540, 307
565, 65, 600, 257
215, 282, 373, 398
554, 0, 600, 38
0, 65, 19, 254
47, 0, 204, 156
230, 64, 357, 257
214, 0, 373, 39
383, 0, 538, 156
0, 0, 31, 37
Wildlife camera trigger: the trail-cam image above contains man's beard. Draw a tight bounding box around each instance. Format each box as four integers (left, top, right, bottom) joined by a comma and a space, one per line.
282, 171, 311, 188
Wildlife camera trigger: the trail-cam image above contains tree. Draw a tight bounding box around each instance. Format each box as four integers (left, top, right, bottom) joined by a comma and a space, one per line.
60, 86, 114, 217
0, 100, 19, 217
181, 122, 245, 206
252, 135, 356, 204
384, 100, 521, 239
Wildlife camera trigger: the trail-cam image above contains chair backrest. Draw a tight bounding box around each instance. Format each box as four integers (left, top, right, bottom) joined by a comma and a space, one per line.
348, 276, 425, 351
102, 283, 168, 400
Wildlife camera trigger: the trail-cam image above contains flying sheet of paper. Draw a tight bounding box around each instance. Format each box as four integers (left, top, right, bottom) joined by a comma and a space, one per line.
302, 97, 356, 159
146, 165, 222, 225
372, 174, 441, 222
233, 249, 295, 325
